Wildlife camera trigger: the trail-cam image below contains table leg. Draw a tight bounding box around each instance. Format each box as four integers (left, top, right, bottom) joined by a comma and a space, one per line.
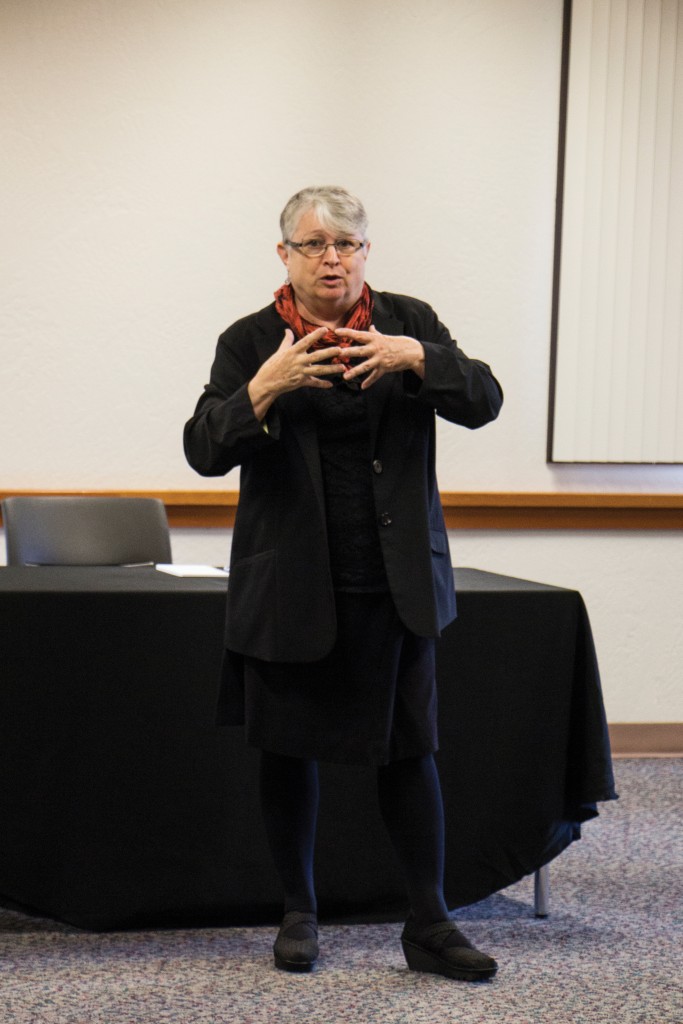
534, 864, 550, 917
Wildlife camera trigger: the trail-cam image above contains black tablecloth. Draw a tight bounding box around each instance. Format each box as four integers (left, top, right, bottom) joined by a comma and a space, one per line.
0, 566, 616, 930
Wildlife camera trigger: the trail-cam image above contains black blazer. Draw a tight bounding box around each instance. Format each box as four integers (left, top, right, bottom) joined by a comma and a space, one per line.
184, 290, 503, 662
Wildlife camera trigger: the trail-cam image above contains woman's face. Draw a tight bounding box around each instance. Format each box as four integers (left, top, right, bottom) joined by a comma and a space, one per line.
277, 208, 370, 321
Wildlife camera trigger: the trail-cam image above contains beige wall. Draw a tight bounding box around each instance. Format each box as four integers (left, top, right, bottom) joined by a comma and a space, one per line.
2, 0, 682, 721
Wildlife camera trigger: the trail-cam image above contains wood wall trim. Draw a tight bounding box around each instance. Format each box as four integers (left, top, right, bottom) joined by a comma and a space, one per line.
440, 492, 683, 530
1, 490, 682, 530
609, 723, 683, 758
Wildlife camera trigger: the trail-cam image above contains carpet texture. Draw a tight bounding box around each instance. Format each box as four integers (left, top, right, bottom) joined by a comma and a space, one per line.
1, 758, 681, 1023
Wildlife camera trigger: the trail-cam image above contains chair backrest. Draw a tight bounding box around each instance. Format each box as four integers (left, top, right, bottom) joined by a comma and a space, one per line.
2, 496, 172, 566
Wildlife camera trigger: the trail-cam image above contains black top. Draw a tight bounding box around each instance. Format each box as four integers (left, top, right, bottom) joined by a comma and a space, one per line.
307, 382, 388, 592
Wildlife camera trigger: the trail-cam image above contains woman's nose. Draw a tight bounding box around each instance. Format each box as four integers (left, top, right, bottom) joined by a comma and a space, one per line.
322, 243, 341, 264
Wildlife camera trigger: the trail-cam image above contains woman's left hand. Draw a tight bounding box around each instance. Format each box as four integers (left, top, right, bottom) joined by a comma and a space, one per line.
334, 325, 425, 389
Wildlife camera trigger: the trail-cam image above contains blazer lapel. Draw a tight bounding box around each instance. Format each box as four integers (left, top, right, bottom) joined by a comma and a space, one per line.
252, 305, 327, 518
283, 392, 328, 520
363, 290, 405, 446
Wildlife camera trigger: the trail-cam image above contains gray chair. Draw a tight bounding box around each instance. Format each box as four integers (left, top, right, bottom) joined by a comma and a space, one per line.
2, 496, 172, 566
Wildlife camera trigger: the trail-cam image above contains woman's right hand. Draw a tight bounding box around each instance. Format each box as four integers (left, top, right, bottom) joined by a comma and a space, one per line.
248, 327, 345, 420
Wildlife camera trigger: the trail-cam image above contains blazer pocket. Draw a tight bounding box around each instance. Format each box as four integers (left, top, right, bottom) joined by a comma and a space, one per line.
224, 549, 277, 654
228, 549, 276, 604
229, 548, 275, 572
429, 529, 450, 555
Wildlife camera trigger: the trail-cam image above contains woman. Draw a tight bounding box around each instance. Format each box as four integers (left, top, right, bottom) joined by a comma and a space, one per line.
184, 186, 503, 981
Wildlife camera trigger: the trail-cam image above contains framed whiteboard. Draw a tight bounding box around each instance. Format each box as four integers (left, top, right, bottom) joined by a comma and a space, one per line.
548, 0, 683, 463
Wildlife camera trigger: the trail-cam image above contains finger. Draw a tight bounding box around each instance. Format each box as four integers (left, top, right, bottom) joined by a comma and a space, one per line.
295, 326, 328, 349
306, 345, 345, 364
304, 361, 346, 376
278, 328, 295, 350
360, 368, 382, 389
339, 344, 372, 361
334, 327, 373, 341
342, 364, 370, 384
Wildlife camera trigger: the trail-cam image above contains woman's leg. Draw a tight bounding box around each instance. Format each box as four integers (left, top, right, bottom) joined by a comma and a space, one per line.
376, 752, 449, 926
377, 752, 497, 980
259, 750, 319, 916
259, 750, 320, 970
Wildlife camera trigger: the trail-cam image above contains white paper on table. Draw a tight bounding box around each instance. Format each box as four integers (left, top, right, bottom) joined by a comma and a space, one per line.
155, 564, 229, 577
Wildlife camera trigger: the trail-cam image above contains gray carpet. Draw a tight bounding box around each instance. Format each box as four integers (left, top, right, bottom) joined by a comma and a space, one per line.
1, 758, 681, 1023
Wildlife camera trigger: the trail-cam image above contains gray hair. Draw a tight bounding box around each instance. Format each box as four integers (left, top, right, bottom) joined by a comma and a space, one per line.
279, 186, 369, 242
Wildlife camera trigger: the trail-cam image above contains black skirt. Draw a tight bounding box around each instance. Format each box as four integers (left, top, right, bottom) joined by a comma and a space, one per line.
217, 591, 438, 766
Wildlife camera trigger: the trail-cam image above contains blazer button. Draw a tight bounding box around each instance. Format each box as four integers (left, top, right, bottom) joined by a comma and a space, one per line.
378, 512, 392, 527
372, 459, 383, 474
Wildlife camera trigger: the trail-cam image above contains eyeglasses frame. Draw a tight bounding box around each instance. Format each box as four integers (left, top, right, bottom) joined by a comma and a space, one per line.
284, 238, 367, 258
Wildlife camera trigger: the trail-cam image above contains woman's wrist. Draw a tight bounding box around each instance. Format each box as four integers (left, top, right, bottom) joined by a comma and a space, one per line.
248, 372, 277, 422
409, 339, 426, 379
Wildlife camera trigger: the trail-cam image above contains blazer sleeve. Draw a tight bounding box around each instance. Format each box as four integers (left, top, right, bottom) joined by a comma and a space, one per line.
183, 318, 281, 477
398, 298, 503, 429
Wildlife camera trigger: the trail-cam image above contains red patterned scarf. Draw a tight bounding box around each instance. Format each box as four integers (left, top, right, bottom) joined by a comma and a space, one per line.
273, 282, 374, 366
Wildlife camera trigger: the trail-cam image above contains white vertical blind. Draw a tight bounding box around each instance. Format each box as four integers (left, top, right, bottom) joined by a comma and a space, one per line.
551, 0, 683, 463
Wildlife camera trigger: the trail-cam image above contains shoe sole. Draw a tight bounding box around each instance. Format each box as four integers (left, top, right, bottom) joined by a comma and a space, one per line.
274, 953, 316, 973
401, 939, 497, 982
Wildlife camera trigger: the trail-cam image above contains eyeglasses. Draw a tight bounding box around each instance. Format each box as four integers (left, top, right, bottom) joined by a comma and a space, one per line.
285, 238, 366, 258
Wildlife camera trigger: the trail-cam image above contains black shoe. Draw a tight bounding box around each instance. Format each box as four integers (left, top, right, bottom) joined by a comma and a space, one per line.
273, 911, 319, 972
401, 918, 497, 982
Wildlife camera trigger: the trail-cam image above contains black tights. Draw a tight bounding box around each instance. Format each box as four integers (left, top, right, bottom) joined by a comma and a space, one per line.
259, 750, 449, 926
